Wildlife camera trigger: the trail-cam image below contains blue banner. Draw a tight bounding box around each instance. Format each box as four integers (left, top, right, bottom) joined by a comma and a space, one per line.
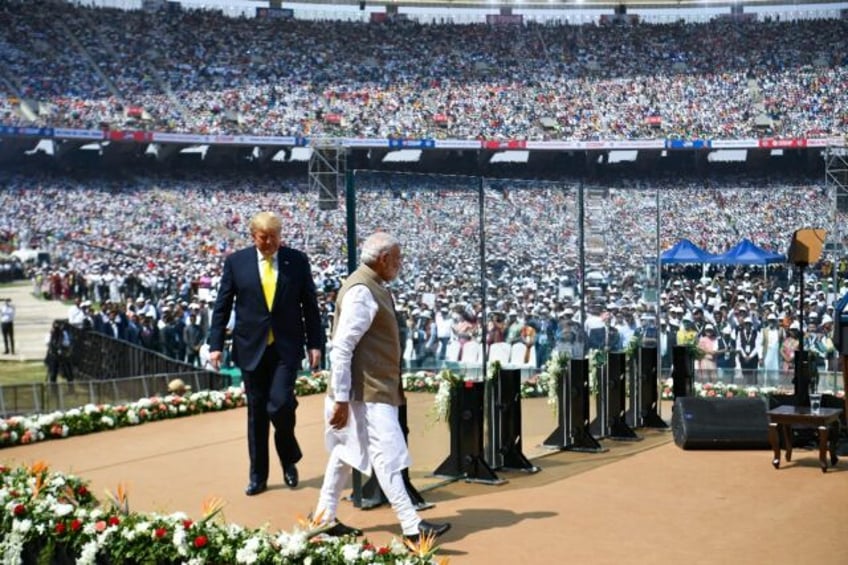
665, 139, 711, 149
0, 125, 53, 137
388, 138, 436, 149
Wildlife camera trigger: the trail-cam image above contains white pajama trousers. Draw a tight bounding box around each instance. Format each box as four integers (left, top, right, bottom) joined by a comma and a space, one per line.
316, 401, 421, 536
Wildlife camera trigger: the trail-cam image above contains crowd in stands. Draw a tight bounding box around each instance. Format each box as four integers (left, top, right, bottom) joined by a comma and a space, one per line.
1, 169, 845, 386
1, 0, 847, 140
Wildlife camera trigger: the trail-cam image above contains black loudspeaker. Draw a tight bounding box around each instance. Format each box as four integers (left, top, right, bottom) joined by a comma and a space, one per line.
493, 368, 538, 471
433, 381, 502, 482
671, 397, 770, 450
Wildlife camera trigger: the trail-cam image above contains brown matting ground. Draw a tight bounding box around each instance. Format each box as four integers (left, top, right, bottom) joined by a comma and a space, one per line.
3, 393, 847, 564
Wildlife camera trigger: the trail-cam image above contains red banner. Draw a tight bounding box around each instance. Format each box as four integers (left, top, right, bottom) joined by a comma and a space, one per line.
758, 138, 807, 149
483, 140, 527, 150
108, 130, 153, 142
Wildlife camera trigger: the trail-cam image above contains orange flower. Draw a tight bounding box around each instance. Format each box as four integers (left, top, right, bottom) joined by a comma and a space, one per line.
200, 495, 225, 522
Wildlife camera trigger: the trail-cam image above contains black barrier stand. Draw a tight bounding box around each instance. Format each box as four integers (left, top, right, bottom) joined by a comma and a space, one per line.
626, 347, 667, 429
433, 380, 506, 484
591, 352, 639, 440
543, 358, 606, 452
489, 368, 540, 473
671, 346, 694, 400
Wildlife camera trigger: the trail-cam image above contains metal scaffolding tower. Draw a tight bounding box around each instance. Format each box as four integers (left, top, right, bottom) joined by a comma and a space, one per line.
308, 138, 347, 210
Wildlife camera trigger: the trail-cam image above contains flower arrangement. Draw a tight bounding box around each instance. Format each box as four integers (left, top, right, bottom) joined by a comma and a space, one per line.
0, 462, 446, 564
0, 387, 247, 449
624, 335, 641, 359
402, 371, 443, 394
534, 351, 568, 414
294, 370, 329, 396
658, 379, 847, 400
587, 348, 606, 394
430, 369, 465, 424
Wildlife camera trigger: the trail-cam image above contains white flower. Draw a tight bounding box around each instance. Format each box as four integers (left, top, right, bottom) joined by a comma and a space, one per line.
53, 502, 75, 517
78, 541, 99, 565
173, 526, 188, 555
101, 416, 115, 428
13, 519, 32, 534
275, 531, 307, 557
341, 542, 361, 562
127, 410, 140, 425
389, 537, 409, 554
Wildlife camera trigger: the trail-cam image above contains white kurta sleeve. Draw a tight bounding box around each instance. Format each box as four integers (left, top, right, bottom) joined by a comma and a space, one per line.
328, 285, 378, 402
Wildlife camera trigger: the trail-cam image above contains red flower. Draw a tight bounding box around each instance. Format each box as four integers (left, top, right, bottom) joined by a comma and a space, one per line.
193, 535, 208, 548
183, 519, 193, 529
13, 504, 25, 516
70, 519, 82, 531
108, 516, 121, 526
77, 485, 89, 497
377, 547, 391, 555
55, 523, 66, 534
155, 527, 167, 539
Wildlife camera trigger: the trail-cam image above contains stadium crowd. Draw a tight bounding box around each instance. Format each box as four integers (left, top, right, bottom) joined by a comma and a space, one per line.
1, 1, 846, 140
0, 169, 844, 386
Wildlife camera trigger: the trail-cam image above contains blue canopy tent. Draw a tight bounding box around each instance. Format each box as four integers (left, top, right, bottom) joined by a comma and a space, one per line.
709, 238, 785, 265
660, 239, 717, 264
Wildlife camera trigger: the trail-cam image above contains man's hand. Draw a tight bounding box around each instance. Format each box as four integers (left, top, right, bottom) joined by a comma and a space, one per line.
307, 348, 321, 370
209, 351, 222, 370
329, 401, 349, 430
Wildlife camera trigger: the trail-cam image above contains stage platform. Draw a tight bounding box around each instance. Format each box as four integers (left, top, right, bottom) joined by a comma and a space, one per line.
3, 393, 847, 564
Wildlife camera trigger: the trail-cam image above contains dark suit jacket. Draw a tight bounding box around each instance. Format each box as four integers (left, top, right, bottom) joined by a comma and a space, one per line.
209, 245, 323, 372
587, 325, 621, 351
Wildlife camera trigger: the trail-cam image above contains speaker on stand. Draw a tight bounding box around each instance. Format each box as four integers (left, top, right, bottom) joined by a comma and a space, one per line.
489, 367, 540, 473
433, 380, 506, 484
591, 352, 639, 440
627, 346, 667, 429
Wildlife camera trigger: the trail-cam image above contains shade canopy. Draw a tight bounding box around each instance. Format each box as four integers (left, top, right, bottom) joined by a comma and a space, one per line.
709, 238, 785, 265
660, 239, 717, 264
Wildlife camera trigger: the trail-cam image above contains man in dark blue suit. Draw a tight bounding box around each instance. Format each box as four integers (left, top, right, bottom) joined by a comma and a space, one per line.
208, 211, 324, 496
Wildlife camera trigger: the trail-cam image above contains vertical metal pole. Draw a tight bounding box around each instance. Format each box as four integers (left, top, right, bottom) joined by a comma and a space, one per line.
345, 169, 363, 508
480, 176, 498, 467
479, 175, 488, 376
578, 181, 586, 342
345, 170, 357, 274
830, 145, 839, 306
656, 187, 663, 419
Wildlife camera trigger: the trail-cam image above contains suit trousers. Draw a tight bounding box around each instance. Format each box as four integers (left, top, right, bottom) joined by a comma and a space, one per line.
242, 346, 302, 484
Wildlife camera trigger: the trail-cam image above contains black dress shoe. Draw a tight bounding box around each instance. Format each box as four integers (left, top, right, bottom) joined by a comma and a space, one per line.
244, 482, 267, 496
404, 520, 451, 544
283, 464, 299, 488
324, 520, 363, 537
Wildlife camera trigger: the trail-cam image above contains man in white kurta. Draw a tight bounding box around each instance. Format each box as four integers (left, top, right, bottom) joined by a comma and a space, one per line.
314, 233, 450, 542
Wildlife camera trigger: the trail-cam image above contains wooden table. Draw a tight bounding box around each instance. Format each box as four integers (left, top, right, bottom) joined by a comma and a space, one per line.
767, 405, 843, 473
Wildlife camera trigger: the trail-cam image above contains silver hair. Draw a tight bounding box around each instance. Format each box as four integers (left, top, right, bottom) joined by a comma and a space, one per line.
360, 232, 399, 265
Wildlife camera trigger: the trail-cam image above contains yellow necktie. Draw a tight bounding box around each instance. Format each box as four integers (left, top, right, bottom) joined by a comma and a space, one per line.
261, 257, 276, 344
